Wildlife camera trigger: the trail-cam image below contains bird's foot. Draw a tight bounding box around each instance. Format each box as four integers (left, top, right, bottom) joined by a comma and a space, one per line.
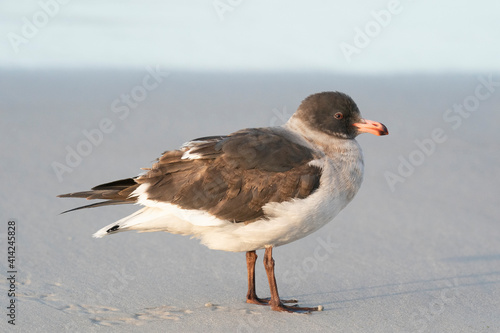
246, 296, 298, 306
270, 302, 321, 314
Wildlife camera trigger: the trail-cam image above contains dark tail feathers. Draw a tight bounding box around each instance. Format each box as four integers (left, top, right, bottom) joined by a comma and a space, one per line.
58, 177, 139, 214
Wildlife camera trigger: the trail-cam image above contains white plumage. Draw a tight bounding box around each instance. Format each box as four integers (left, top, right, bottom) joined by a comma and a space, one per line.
93, 124, 364, 253
60, 91, 387, 313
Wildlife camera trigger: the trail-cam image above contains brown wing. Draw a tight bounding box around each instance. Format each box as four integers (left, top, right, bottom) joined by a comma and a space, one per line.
58, 128, 322, 221
137, 128, 322, 222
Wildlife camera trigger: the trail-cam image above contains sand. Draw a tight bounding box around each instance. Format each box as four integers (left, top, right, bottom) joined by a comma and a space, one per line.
1, 70, 499, 332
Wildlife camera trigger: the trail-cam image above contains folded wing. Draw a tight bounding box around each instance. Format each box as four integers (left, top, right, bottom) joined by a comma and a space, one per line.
59, 128, 323, 222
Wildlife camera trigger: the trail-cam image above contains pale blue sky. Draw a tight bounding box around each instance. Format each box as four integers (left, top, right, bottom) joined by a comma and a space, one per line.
1, 0, 499, 72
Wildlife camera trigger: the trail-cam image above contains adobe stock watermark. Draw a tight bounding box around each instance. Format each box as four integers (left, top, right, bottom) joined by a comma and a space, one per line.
52, 65, 169, 182
281, 235, 339, 291
385, 74, 499, 192
60, 266, 135, 329
405, 275, 460, 333
339, 0, 403, 63
88, 267, 136, 306
269, 106, 292, 127
237, 312, 264, 333
212, 0, 244, 21
237, 235, 337, 332
7, 0, 72, 54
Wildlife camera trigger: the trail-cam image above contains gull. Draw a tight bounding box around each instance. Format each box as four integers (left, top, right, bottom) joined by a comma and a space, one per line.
59, 91, 388, 313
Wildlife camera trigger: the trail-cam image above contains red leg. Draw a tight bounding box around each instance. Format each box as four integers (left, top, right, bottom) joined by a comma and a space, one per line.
246, 250, 297, 306
246, 251, 268, 305
263, 246, 319, 313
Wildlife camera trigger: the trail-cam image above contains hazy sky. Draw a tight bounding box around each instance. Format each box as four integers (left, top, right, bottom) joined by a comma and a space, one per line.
1, 0, 499, 73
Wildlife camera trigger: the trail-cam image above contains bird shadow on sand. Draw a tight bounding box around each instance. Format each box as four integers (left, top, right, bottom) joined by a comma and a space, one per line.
442, 254, 500, 263
294, 268, 500, 307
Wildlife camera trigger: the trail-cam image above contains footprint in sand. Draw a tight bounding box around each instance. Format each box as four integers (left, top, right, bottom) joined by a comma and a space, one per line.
91, 305, 193, 326
19, 290, 192, 326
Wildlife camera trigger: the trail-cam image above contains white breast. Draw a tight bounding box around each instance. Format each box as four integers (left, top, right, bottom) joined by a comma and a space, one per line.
197, 140, 364, 252
94, 132, 365, 253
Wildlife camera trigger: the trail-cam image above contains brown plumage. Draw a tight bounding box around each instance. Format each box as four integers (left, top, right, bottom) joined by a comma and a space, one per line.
58, 91, 389, 313
59, 128, 322, 221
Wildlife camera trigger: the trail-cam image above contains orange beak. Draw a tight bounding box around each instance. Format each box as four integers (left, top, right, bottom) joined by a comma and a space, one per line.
353, 119, 388, 136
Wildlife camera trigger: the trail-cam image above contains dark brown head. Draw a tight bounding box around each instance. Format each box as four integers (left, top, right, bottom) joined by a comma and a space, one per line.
293, 92, 388, 139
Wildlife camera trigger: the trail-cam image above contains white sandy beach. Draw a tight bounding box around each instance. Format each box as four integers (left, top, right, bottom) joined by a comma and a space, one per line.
1, 70, 499, 332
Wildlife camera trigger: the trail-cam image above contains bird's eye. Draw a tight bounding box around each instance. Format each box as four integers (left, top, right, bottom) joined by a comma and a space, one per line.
334, 112, 343, 119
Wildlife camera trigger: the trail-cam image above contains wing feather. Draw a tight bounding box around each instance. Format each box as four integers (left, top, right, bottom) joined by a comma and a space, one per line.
59, 128, 323, 222
137, 128, 322, 222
